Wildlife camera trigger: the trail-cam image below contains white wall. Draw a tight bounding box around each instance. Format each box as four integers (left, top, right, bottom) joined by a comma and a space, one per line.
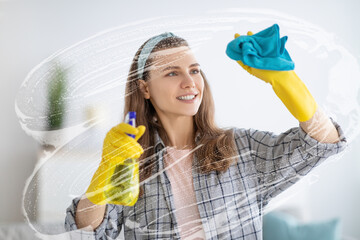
1, 0, 360, 238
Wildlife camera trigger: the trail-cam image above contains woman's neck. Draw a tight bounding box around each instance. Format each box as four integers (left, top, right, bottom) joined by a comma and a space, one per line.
157, 114, 195, 149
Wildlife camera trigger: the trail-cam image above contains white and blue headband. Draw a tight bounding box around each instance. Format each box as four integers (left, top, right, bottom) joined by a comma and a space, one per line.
137, 32, 176, 80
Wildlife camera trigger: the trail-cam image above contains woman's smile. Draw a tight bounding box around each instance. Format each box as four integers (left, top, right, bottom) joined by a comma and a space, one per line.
176, 93, 199, 103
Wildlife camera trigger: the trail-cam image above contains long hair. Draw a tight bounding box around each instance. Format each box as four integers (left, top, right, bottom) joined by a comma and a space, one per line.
123, 35, 238, 197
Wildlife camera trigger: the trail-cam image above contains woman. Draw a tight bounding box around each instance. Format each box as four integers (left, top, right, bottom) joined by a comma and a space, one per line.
65, 31, 346, 239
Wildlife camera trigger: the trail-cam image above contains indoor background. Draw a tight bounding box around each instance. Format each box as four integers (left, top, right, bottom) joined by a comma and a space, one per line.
1, 0, 360, 239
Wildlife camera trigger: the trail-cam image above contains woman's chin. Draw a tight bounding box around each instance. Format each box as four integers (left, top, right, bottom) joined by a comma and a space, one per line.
181, 108, 200, 117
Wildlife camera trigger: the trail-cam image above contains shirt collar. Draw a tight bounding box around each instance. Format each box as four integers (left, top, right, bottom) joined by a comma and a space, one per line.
154, 129, 166, 153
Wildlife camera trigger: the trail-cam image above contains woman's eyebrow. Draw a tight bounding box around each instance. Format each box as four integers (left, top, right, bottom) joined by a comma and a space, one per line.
161, 63, 200, 72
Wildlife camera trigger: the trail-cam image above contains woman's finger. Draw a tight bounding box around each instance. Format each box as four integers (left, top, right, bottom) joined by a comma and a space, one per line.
112, 122, 139, 135
135, 125, 146, 141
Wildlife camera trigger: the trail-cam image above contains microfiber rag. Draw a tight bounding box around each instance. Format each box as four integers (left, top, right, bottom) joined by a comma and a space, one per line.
226, 24, 295, 71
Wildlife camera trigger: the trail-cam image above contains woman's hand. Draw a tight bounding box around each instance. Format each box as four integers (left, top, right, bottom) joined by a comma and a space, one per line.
231, 31, 318, 122
234, 32, 295, 85
85, 123, 146, 205
101, 123, 145, 165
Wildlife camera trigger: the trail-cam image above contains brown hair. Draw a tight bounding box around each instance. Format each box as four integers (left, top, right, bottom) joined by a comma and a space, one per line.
124, 34, 238, 198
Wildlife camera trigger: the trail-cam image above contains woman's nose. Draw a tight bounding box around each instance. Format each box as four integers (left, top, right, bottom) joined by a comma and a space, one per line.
181, 73, 195, 88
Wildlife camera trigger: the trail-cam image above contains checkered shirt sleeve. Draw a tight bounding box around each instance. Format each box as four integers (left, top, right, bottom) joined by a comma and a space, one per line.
65, 195, 124, 240
235, 117, 347, 206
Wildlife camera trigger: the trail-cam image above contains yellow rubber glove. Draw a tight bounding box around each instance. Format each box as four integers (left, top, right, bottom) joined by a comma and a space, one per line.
234, 32, 318, 122
85, 123, 145, 205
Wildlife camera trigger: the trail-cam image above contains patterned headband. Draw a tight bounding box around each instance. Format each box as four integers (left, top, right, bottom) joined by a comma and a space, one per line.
137, 32, 176, 80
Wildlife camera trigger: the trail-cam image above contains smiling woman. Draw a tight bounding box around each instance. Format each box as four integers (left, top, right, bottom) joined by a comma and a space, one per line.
123, 33, 238, 179
138, 46, 204, 123
64, 31, 347, 239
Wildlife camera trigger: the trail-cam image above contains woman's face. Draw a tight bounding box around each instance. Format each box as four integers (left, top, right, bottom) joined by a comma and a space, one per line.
139, 46, 204, 119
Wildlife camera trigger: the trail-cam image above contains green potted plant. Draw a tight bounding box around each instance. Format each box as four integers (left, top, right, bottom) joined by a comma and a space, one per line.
47, 64, 67, 130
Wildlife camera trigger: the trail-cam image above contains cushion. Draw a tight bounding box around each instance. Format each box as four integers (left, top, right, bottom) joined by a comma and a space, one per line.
263, 211, 341, 240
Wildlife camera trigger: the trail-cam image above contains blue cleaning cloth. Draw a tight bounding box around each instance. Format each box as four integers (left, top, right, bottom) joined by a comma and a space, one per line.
226, 24, 295, 71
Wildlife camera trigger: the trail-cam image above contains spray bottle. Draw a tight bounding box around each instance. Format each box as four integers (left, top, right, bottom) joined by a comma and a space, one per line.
104, 111, 140, 206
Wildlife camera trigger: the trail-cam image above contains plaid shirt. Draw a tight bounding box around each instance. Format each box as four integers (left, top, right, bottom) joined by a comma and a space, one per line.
65, 118, 347, 239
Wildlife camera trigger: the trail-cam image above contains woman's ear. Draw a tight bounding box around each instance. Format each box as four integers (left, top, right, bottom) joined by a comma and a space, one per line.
138, 80, 150, 99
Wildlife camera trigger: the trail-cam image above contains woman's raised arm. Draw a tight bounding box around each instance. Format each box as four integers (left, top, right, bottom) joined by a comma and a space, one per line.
299, 107, 340, 144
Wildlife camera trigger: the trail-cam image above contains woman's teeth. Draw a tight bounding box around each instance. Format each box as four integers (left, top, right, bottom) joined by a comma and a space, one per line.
177, 95, 196, 100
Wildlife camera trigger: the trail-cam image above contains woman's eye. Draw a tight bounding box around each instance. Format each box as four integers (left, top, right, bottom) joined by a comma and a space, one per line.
167, 72, 177, 77
167, 69, 200, 77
